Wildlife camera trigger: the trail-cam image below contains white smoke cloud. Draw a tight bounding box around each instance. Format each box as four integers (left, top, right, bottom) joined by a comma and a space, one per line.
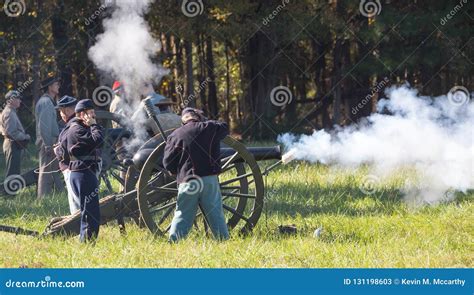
88, 0, 169, 150
278, 85, 474, 204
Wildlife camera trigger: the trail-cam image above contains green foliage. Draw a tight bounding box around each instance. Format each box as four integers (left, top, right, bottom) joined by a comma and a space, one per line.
0, 0, 472, 137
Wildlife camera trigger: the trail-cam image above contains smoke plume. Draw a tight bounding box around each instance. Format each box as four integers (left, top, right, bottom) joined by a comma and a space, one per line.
278, 85, 473, 204
88, 0, 168, 150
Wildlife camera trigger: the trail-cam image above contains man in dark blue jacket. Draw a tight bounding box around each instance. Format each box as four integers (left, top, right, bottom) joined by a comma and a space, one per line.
163, 107, 229, 242
53, 95, 79, 214
67, 99, 103, 242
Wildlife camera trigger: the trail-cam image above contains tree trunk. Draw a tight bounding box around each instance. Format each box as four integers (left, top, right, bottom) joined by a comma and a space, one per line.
196, 34, 207, 111
51, 0, 72, 97
31, 0, 43, 105
332, 38, 342, 126
171, 35, 183, 106
224, 42, 231, 123
184, 40, 194, 107
206, 36, 218, 119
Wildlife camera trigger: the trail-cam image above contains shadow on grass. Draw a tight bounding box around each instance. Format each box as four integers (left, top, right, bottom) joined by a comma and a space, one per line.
264, 182, 405, 217
265, 182, 473, 218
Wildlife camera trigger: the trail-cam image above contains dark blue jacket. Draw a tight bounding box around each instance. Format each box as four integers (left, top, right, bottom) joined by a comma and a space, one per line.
56, 115, 75, 171
66, 117, 104, 172
163, 120, 229, 184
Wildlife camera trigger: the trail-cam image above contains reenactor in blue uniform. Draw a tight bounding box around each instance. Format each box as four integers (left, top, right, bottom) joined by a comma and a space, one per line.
66, 99, 103, 242
53, 95, 79, 214
163, 108, 230, 242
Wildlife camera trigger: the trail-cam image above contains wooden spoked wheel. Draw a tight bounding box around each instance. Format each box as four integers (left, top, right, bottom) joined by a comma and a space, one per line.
95, 110, 133, 194
136, 136, 264, 236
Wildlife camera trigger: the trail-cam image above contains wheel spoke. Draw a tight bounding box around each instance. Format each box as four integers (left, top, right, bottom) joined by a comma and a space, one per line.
161, 180, 177, 188
220, 163, 237, 174
157, 206, 175, 225
220, 172, 253, 186
221, 191, 256, 199
102, 173, 113, 193
149, 200, 176, 216
110, 171, 125, 186
222, 188, 240, 202
146, 187, 179, 195
221, 152, 239, 170
220, 185, 241, 190
146, 171, 164, 187
164, 224, 171, 233
223, 204, 252, 224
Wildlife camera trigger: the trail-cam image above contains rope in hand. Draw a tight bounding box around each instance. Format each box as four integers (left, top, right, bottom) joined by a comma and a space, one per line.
33, 157, 61, 174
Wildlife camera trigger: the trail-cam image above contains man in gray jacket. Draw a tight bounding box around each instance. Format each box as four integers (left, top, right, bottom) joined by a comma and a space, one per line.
0, 90, 30, 179
35, 76, 63, 198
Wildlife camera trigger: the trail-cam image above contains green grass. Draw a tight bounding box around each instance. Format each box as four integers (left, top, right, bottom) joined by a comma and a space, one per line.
0, 160, 472, 268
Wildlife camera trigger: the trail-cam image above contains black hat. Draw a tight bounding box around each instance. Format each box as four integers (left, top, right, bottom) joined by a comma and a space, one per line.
40, 76, 60, 90
55, 95, 77, 109
74, 99, 95, 113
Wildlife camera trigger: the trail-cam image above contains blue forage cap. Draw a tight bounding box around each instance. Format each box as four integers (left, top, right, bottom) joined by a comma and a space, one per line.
55, 95, 77, 109
74, 99, 95, 113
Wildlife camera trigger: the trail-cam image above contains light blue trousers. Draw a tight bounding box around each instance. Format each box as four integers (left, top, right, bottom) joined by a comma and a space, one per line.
63, 169, 80, 214
169, 175, 229, 242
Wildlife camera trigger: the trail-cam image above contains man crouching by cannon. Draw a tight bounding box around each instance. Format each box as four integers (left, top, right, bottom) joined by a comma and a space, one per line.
66, 99, 103, 242
163, 108, 230, 242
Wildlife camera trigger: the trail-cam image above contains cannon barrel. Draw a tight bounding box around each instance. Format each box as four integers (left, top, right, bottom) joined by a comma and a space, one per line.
132, 145, 282, 170
220, 146, 282, 163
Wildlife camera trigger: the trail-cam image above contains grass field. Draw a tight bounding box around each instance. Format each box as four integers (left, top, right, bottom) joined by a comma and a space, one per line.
0, 152, 472, 268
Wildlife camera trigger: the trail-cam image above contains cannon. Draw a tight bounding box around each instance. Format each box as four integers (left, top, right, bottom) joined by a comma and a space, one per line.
0, 98, 284, 238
